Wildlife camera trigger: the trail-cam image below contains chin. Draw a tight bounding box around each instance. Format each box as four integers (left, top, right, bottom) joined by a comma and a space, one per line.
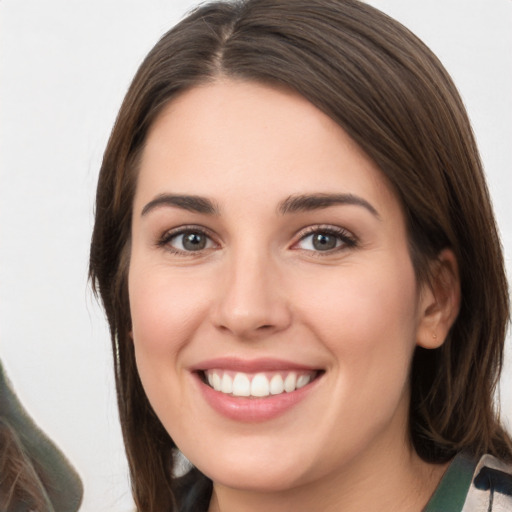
199, 459, 311, 493
181, 430, 336, 495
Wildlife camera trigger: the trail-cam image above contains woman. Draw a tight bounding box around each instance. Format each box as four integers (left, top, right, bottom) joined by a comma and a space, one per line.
89, 0, 512, 510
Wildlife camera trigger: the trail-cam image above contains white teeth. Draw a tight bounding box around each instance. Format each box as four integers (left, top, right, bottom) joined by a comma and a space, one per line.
232, 373, 251, 397
204, 369, 317, 397
284, 372, 297, 392
269, 374, 285, 395
296, 374, 311, 389
221, 373, 233, 394
212, 372, 221, 391
251, 373, 270, 397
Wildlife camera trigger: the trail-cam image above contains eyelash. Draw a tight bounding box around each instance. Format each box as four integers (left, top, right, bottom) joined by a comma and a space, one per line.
157, 225, 218, 256
292, 225, 358, 254
157, 224, 358, 256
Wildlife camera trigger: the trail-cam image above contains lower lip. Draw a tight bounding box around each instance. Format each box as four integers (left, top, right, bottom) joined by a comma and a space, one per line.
194, 373, 321, 422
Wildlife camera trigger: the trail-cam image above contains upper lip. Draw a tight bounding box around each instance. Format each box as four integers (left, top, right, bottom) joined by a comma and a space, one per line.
190, 357, 321, 373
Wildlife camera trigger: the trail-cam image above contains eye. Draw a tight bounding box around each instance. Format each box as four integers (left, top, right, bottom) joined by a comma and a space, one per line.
294, 227, 357, 253
159, 228, 216, 253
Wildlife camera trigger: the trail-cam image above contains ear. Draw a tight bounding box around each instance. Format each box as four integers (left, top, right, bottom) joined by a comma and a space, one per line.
416, 249, 460, 349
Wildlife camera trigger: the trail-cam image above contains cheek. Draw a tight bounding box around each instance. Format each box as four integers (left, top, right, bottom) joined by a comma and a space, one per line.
128, 264, 212, 359
127, 265, 216, 427
295, 258, 419, 373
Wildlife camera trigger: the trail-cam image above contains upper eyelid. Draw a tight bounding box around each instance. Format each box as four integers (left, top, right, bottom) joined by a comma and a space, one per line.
156, 223, 357, 249
291, 225, 358, 250
158, 225, 219, 247
294, 224, 356, 240
161, 224, 216, 238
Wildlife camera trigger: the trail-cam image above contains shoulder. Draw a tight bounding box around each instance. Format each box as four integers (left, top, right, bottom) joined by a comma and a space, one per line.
425, 451, 512, 512
463, 454, 512, 512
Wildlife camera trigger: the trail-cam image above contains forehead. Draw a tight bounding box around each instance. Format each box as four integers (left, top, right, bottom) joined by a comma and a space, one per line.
135, 79, 399, 216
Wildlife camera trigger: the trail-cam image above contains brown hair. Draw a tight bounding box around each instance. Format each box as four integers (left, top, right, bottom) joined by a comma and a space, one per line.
0, 362, 83, 512
0, 420, 48, 511
89, 0, 512, 510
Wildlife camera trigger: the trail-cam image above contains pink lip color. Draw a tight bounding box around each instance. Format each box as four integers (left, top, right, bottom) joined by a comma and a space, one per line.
190, 358, 322, 423
190, 357, 318, 373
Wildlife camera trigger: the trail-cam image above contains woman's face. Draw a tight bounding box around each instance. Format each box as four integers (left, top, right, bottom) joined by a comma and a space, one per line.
128, 80, 433, 492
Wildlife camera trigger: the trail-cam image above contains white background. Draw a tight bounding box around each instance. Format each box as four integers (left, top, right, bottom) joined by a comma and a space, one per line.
1, 1, 511, 511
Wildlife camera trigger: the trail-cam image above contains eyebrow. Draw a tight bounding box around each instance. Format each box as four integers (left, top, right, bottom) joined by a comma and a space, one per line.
141, 194, 219, 216
278, 193, 380, 218
140, 192, 380, 218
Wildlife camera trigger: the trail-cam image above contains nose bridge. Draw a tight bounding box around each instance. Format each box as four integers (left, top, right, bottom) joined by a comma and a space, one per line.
213, 241, 290, 337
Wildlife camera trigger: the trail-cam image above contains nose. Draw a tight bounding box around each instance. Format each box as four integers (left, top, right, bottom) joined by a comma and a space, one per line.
212, 251, 292, 340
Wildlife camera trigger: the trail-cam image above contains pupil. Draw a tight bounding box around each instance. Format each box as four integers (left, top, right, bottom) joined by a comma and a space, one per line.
183, 232, 206, 251
313, 233, 336, 251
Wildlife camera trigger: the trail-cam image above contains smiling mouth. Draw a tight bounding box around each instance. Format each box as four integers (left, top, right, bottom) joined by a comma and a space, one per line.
200, 369, 322, 398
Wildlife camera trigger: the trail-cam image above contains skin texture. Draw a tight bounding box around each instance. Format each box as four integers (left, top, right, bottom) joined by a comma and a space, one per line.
128, 80, 460, 512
